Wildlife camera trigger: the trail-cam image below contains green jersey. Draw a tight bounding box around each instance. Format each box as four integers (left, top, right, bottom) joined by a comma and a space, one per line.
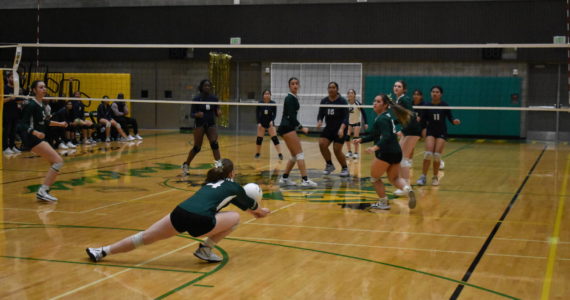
178, 179, 258, 218
361, 111, 401, 153
18, 99, 48, 134
279, 93, 302, 130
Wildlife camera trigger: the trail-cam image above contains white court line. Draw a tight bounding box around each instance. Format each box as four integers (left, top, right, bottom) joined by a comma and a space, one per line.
243, 202, 297, 224
49, 241, 198, 300
79, 189, 179, 214
231, 236, 553, 261
2, 207, 81, 214
244, 222, 570, 245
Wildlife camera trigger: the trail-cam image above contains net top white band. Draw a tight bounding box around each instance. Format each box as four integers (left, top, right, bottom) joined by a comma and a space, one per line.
2, 43, 569, 49
3, 95, 569, 112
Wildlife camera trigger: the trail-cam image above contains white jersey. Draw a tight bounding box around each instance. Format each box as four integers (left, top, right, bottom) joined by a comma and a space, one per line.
348, 100, 363, 125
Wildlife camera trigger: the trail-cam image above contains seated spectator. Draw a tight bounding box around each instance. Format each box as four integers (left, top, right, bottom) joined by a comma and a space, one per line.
111, 93, 142, 140
71, 91, 95, 145
50, 101, 76, 150
97, 97, 130, 142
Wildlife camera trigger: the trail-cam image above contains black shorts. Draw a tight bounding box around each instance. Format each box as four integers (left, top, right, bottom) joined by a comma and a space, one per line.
320, 127, 347, 144
277, 125, 296, 136
170, 206, 216, 237
375, 151, 403, 164
426, 127, 448, 140
19, 129, 43, 149
260, 120, 272, 129
348, 122, 361, 127
195, 121, 216, 129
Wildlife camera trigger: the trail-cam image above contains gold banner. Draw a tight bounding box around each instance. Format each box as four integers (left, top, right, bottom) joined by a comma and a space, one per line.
208, 52, 232, 127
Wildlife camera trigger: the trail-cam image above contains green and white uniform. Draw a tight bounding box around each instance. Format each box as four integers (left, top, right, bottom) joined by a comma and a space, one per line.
361, 111, 402, 164
170, 179, 258, 237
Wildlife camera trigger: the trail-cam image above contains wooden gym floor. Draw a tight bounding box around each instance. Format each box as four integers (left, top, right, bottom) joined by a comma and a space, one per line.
1, 130, 569, 299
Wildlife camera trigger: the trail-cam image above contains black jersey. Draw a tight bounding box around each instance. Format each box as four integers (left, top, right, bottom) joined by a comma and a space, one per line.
421, 101, 455, 133
191, 93, 219, 127
52, 107, 75, 123
18, 99, 47, 134
97, 103, 113, 121
256, 100, 277, 125
279, 93, 302, 130
177, 179, 258, 218
72, 100, 87, 120
317, 96, 348, 130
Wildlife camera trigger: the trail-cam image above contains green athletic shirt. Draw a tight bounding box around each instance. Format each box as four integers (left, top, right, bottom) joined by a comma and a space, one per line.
177, 179, 258, 218
361, 111, 401, 153
279, 93, 302, 129
18, 99, 47, 134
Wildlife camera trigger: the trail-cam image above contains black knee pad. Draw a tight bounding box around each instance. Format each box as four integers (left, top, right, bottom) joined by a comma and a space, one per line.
271, 136, 280, 145
191, 145, 201, 154
210, 140, 219, 150
256, 136, 263, 145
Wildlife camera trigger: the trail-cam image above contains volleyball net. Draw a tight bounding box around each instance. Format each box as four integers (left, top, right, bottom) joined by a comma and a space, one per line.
1, 42, 569, 141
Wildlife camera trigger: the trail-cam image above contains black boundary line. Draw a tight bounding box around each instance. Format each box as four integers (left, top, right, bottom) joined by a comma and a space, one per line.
449, 145, 547, 299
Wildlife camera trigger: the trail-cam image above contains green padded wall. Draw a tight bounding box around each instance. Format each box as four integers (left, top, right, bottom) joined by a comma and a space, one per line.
364, 76, 522, 137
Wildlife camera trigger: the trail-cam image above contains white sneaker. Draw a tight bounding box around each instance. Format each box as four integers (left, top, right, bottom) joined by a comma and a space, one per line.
37, 188, 58, 202
58, 143, 69, 150
440, 160, 445, 170
278, 176, 297, 186
88, 138, 97, 144
323, 164, 336, 175
369, 198, 390, 210
105, 137, 111, 143
86, 247, 107, 262
301, 179, 318, 187
339, 168, 350, 177
393, 189, 406, 196
134, 134, 143, 140
345, 151, 353, 159
432, 176, 439, 186
127, 135, 135, 141
181, 163, 190, 176
193, 244, 222, 263
66, 141, 77, 149
352, 153, 359, 159
3, 148, 15, 155
416, 175, 427, 186
11, 147, 21, 154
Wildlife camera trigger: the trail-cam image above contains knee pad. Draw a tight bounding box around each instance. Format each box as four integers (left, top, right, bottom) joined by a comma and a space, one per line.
116, 123, 122, 129
424, 151, 433, 160
401, 158, 412, 168
191, 145, 201, 154
289, 156, 297, 163
51, 161, 64, 172
370, 177, 377, 183
130, 232, 145, 248
210, 140, 219, 150
256, 136, 263, 145
433, 152, 441, 162
295, 152, 304, 160
271, 136, 280, 145
105, 122, 111, 128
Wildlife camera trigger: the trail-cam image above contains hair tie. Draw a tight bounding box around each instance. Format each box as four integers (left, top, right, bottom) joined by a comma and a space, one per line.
214, 160, 223, 169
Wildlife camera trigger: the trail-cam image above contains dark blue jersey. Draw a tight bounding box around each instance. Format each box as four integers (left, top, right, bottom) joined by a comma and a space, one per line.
191, 93, 219, 127
421, 101, 455, 133
317, 96, 349, 130
72, 100, 87, 120
256, 100, 277, 124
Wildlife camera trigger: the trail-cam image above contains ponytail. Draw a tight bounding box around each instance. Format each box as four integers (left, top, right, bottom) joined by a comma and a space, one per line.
380, 94, 413, 127
204, 158, 234, 184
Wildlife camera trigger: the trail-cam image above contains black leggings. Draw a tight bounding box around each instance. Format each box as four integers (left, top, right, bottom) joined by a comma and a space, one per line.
115, 116, 138, 135
3, 116, 19, 149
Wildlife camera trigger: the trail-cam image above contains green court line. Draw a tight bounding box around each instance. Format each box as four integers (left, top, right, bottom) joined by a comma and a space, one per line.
226, 237, 519, 300
155, 235, 229, 299
193, 284, 214, 288
1, 222, 228, 299
442, 142, 474, 159
0, 255, 206, 274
